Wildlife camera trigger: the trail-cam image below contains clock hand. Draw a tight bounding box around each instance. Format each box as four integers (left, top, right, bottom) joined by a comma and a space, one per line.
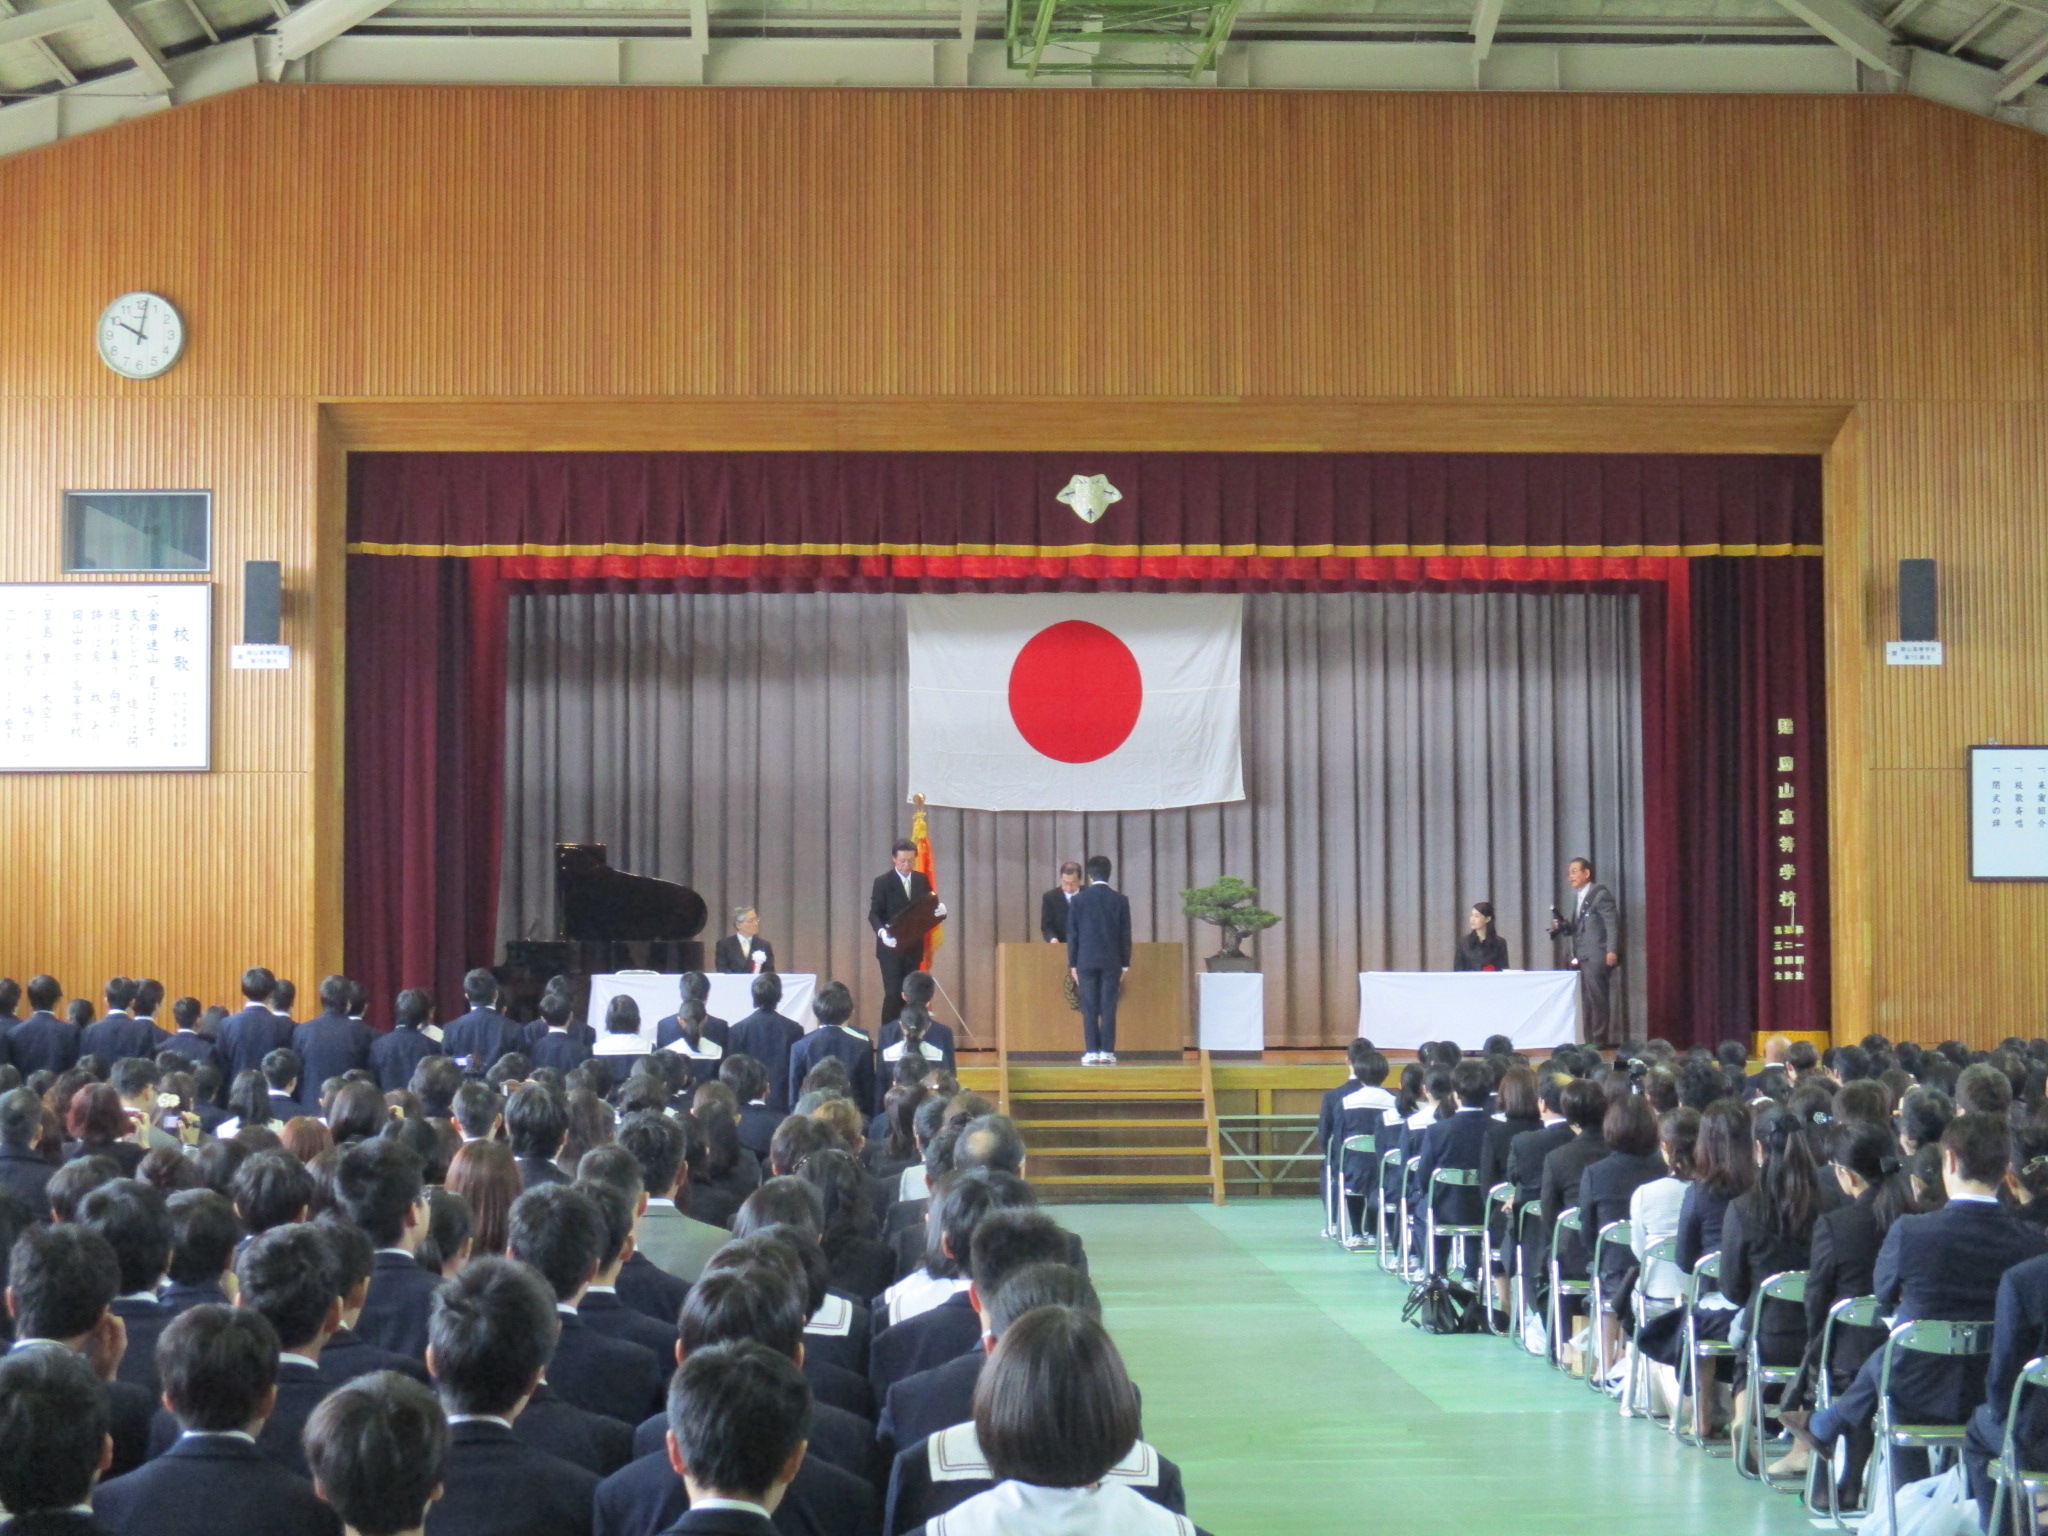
118, 321, 145, 340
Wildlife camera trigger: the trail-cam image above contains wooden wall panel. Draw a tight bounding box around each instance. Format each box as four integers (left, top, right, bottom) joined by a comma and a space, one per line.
1, 84, 2046, 1040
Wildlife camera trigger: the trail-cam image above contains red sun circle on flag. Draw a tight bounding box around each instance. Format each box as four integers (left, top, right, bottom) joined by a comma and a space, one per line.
1007, 620, 1144, 764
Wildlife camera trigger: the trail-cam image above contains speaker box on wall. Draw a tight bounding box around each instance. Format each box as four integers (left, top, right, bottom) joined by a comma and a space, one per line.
243, 561, 281, 646
1899, 558, 1938, 643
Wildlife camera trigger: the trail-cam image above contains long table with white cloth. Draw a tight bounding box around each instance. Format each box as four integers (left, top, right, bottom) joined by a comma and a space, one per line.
1356, 970, 1578, 1051
587, 971, 819, 1056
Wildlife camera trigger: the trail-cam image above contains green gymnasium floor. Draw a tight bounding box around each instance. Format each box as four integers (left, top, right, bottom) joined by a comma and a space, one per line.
1056, 1200, 1819, 1536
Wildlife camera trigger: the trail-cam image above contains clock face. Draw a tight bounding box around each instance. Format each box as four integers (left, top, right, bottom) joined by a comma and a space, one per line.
96, 292, 185, 380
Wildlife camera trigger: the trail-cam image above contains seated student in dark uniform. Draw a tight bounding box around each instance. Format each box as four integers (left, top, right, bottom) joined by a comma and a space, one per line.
75, 1179, 174, 1397
573, 1176, 682, 1360
422, 1258, 601, 1536
710, 1225, 875, 1422
876, 1010, 950, 1120
333, 1142, 437, 1361
7, 1222, 156, 1478
653, 1342, 811, 1536
0, 1345, 118, 1536
728, 976, 808, 1116
506, 1183, 665, 1426
1537, 1077, 1612, 1285
1315, 1041, 1392, 1238
531, 993, 595, 1079
655, 974, 728, 1085
723, 1057, 783, 1163
628, 1264, 875, 1489
303, 1371, 449, 1536
1785, 1113, 2048, 1470
870, 1171, 1038, 1401
311, 1221, 430, 1386
787, 986, 876, 1128
1410, 1059, 1494, 1272
506, 1084, 572, 1190
94, 1305, 341, 1536
162, 1189, 242, 1315
877, 1213, 1077, 1467
894, 1305, 1198, 1536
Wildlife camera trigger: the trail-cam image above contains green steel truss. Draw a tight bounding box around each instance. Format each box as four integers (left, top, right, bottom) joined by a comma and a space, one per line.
1004, 0, 1244, 79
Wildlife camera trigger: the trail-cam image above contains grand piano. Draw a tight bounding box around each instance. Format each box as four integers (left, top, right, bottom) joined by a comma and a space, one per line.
501, 844, 708, 1004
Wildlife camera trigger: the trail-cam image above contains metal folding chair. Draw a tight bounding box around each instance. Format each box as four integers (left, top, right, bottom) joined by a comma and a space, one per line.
1673, 1252, 1737, 1453
1733, 1269, 1808, 1486
1628, 1236, 1684, 1422
1321, 1132, 1343, 1239
1423, 1166, 1485, 1287
1547, 1207, 1591, 1373
1515, 1200, 1548, 1355
1587, 1219, 1633, 1395
1804, 1294, 1883, 1526
1375, 1148, 1404, 1273
1397, 1154, 1423, 1281
1337, 1133, 1377, 1250
1873, 1318, 1995, 1536
1987, 1355, 2048, 1536
1481, 1181, 1516, 1337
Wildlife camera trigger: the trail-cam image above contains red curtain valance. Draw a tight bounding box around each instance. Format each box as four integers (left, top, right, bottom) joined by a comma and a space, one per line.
349, 452, 1821, 568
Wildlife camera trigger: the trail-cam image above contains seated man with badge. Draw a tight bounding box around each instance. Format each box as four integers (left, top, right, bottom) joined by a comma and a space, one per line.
715, 906, 775, 974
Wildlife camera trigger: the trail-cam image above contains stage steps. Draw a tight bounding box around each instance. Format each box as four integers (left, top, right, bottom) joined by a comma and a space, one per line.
995, 1057, 1225, 1204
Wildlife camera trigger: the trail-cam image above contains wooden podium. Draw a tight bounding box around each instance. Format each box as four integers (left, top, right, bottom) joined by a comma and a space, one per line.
996, 942, 1187, 1058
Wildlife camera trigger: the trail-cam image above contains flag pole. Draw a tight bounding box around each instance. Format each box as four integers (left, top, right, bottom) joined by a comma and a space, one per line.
909, 793, 976, 1045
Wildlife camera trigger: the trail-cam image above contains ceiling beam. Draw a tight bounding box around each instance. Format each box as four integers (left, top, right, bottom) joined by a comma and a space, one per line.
93, 0, 172, 91
1770, 0, 1902, 72
1470, 0, 1504, 72
274, 0, 406, 60
0, 0, 80, 87
0, 0, 96, 49
1994, 20, 2048, 93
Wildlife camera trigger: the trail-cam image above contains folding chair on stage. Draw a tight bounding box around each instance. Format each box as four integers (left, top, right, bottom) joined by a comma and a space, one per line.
1733, 1269, 1808, 1488
1987, 1355, 2048, 1536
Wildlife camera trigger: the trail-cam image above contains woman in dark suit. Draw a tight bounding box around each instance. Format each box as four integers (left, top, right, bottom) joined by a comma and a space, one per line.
1455, 902, 1510, 972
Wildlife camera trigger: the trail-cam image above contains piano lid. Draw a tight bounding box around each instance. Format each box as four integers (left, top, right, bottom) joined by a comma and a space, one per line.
556, 843, 708, 943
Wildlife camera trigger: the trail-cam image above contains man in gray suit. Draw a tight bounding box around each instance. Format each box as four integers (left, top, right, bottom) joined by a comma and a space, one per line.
1550, 856, 1621, 1047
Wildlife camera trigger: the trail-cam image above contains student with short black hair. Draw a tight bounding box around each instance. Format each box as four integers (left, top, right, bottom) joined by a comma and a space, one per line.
663, 1342, 812, 1534
0, 1085, 56, 1215
163, 1189, 242, 1314
333, 1141, 435, 1360
11, 975, 81, 1078
901, 1305, 1196, 1536
261, 1051, 304, 1120
505, 1083, 570, 1188
873, 1171, 1036, 1392
572, 1178, 679, 1360
0, 1344, 115, 1534
503, 1182, 664, 1426
442, 971, 518, 1074
423, 1257, 599, 1536
92, 1304, 341, 1536
312, 1220, 429, 1387
75, 1180, 173, 1395
233, 1150, 316, 1236
47, 1153, 121, 1223
615, 1112, 720, 1305
6, 1222, 155, 1478
303, 1372, 449, 1536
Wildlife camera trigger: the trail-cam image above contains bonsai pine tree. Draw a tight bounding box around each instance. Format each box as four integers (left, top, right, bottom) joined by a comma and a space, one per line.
1181, 877, 1281, 972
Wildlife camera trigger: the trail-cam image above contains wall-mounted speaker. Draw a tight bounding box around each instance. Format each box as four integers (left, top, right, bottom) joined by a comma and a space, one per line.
1899, 558, 1937, 643
243, 561, 281, 646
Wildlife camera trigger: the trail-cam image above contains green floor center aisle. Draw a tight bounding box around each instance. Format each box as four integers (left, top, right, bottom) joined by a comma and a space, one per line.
1054, 1200, 1820, 1536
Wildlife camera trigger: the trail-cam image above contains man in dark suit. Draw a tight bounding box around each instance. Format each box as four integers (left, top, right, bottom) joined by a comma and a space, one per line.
372, 987, 443, 1093
1965, 1249, 2048, 1513
870, 840, 941, 1035
1787, 1113, 2048, 1466
76, 1180, 173, 1397
787, 984, 875, 1118
509, 1183, 666, 1425
422, 1257, 601, 1536
1065, 855, 1132, 1065
80, 978, 158, 1068
0, 1086, 55, 1214
0, 1345, 124, 1536
0, 976, 20, 1057
729, 974, 808, 1115
333, 1140, 438, 1360
160, 996, 220, 1076
6, 1223, 156, 1477
442, 967, 521, 1072
267, 980, 301, 1046
1038, 862, 1083, 944
93, 1305, 342, 1536
716, 908, 776, 976
11, 973, 81, 1077
300, 1375, 447, 1536
876, 1214, 1078, 1467
217, 968, 284, 1092
291, 976, 374, 1113
1548, 856, 1622, 1047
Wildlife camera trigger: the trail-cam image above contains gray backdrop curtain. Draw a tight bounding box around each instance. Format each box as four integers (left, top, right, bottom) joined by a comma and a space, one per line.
499, 591, 1646, 1047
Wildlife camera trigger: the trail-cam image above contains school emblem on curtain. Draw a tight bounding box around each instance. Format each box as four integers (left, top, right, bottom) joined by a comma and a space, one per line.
1057, 474, 1122, 525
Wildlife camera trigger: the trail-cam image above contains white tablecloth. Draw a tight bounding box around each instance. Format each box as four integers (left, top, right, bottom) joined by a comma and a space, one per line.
1198, 972, 1264, 1051
1356, 970, 1578, 1051
587, 972, 819, 1056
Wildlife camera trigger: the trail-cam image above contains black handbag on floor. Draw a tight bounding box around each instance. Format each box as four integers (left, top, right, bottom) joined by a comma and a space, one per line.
1403, 1274, 1483, 1335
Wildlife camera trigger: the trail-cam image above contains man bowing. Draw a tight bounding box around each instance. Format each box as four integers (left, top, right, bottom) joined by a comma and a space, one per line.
870, 839, 945, 1028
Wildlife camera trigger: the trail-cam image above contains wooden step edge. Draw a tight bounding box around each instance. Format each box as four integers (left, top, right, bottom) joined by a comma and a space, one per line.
1013, 1117, 1212, 1129
1029, 1147, 1215, 1158
1030, 1173, 1220, 1185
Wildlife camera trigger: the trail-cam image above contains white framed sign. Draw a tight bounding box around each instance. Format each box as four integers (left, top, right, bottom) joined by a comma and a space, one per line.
0, 584, 211, 771
1971, 745, 2048, 880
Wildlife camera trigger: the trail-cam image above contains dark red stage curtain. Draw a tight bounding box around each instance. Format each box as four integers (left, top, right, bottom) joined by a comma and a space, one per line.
344, 558, 505, 1026
344, 453, 1825, 1048
1657, 557, 1831, 1046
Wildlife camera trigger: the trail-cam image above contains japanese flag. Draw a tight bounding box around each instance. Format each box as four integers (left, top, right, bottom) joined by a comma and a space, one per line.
906, 594, 1244, 812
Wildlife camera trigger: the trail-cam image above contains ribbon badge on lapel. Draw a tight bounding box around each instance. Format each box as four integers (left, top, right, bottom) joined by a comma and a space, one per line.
1057, 474, 1122, 526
